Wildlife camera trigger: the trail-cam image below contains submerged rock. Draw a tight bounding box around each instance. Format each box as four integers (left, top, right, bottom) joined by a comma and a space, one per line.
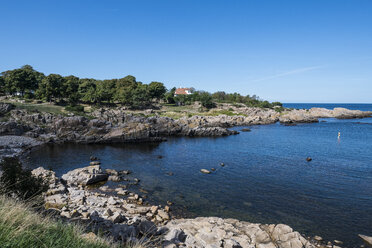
90, 156, 98, 161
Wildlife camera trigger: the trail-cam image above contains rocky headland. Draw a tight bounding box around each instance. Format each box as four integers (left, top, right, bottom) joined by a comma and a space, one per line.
0, 103, 371, 153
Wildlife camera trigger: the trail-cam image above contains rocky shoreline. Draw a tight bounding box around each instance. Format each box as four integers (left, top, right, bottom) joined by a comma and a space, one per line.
0, 103, 371, 151
1, 103, 372, 247
31, 163, 333, 248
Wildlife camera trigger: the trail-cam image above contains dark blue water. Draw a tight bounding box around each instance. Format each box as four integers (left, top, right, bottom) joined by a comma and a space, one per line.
24, 104, 372, 247
284, 103, 372, 111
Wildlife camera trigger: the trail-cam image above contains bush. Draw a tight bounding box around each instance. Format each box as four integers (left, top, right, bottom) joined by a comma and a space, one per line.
65, 105, 85, 113
0, 157, 48, 200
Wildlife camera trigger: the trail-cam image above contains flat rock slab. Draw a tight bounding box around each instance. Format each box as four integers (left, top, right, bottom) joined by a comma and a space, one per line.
61, 165, 108, 186
359, 234, 372, 247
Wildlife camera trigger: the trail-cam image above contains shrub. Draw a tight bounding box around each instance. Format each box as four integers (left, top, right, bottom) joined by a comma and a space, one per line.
65, 105, 85, 113
0, 157, 48, 200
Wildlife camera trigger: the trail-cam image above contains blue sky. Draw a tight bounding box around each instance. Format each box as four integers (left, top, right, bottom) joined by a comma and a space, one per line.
1, 0, 371, 103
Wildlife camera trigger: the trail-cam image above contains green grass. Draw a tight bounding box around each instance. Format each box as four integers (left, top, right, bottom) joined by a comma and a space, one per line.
3, 100, 96, 119
0, 194, 153, 248
5, 101, 66, 115
161, 104, 196, 113
205, 109, 247, 117
0, 195, 114, 248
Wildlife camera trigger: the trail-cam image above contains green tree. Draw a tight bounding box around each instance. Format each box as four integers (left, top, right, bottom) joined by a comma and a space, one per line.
198, 92, 215, 109
36, 74, 65, 102
113, 76, 138, 105
130, 84, 151, 109
165, 87, 176, 104
96, 79, 116, 104
212, 91, 226, 102
1, 65, 44, 97
0, 75, 5, 95
148, 81, 166, 100
78, 79, 98, 104
174, 94, 191, 106
63, 75, 81, 105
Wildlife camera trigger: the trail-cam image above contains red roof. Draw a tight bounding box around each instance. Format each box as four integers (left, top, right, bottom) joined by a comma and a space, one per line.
175, 88, 192, 95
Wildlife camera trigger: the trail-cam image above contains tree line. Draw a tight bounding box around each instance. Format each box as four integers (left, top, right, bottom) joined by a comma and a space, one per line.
0, 65, 281, 109
0, 65, 166, 109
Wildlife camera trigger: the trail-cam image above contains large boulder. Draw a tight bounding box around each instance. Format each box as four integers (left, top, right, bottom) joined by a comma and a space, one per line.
61, 165, 108, 186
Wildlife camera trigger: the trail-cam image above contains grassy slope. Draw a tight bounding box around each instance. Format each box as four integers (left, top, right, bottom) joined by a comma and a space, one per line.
3, 101, 66, 115
0, 195, 113, 248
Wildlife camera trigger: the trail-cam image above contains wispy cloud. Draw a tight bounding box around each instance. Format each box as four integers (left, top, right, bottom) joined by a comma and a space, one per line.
252, 65, 324, 82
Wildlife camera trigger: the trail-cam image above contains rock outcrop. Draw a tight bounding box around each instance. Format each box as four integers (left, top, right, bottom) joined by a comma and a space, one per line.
61, 165, 109, 186
33, 165, 319, 248
0, 103, 14, 116
279, 108, 372, 124
2, 109, 238, 144
163, 217, 315, 248
32, 166, 171, 243
0, 105, 370, 154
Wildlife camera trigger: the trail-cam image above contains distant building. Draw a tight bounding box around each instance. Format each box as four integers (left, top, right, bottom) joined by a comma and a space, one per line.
174, 88, 193, 96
